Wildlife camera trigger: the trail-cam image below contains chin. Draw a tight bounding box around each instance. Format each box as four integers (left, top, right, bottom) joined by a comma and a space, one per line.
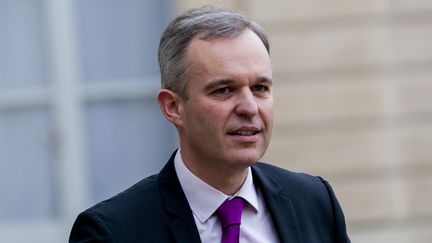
227, 149, 264, 166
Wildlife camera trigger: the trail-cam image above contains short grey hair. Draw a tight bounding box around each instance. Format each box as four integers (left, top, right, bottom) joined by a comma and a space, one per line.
158, 6, 270, 99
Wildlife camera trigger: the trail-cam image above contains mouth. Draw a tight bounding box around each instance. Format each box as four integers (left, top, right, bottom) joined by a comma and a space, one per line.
227, 126, 261, 136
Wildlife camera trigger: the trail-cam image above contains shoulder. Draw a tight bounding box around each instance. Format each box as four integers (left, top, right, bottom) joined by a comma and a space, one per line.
252, 162, 337, 207
86, 175, 161, 222
70, 174, 166, 242
252, 162, 350, 242
252, 162, 325, 191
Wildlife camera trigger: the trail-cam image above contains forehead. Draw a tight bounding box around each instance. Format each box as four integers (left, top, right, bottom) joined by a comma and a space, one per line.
184, 30, 271, 82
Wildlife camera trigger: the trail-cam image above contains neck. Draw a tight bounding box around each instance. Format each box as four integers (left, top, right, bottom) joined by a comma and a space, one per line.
179, 149, 249, 196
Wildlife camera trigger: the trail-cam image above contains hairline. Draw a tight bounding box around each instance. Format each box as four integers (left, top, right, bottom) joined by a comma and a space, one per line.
158, 7, 270, 100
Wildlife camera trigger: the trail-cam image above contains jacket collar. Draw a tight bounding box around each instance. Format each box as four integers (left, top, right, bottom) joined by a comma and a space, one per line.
157, 151, 303, 243
158, 151, 202, 243
252, 164, 304, 243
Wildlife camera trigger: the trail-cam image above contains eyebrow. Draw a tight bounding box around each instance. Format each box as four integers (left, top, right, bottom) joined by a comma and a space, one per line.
203, 79, 235, 91
203, 77, 273, 91
257, 77, 273, 86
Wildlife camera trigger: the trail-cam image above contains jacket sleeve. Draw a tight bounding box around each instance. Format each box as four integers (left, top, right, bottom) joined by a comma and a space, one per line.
319, 177, 351, 243
69, 210, 116, 243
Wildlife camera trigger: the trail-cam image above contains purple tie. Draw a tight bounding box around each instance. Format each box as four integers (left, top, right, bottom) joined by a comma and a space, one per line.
217, 197, 244, 243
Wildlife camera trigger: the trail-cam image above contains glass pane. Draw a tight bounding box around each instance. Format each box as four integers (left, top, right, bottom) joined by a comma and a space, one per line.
75, 0, 173, 82
0, 0, 48, 88
85, 99, 176, 203
0, 108, 56, 220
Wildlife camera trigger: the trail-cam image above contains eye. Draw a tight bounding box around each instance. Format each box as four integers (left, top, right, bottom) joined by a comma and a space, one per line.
251, 84, 269, 93
212, 87, 233, 95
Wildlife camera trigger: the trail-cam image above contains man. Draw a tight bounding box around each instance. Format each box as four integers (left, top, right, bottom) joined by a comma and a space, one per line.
70, 7, 350, 243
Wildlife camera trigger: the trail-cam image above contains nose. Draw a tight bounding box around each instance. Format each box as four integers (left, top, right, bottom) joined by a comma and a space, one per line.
234, 88, 258, 117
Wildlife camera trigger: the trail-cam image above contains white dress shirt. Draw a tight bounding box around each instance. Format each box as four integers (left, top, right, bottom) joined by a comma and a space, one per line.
174, 149, 279, 243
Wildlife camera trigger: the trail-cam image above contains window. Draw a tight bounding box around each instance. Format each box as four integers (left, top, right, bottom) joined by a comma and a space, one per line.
0, 1, 175, 242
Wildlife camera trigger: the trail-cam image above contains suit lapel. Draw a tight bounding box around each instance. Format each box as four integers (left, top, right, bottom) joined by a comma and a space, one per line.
157, 153, 304, 243
252, 165, 304, 243
158, 152, 202, 243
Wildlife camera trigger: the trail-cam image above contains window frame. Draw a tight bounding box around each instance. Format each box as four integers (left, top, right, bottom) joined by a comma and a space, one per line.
0, 0, 171, 242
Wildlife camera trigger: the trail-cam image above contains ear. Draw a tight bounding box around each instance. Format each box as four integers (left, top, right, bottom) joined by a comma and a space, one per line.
157, 89, 184, 127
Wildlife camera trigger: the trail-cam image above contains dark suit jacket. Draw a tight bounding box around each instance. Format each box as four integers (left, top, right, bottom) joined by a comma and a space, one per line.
70, 152, 350, 242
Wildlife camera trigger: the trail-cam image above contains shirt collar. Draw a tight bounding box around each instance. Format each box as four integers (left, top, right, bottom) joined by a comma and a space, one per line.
174, 149, 259, 224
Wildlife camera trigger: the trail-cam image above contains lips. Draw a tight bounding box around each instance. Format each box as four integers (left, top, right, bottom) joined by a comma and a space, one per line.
228, 126, 261, 136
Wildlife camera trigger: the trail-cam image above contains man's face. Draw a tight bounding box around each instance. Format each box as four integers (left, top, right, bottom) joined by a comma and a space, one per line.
178, 29, 273, 171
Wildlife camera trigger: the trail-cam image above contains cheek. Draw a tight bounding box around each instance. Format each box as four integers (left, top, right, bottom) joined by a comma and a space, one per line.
186, 98, 235, 131
260, 102, 274, 123
205, 102, 230, 117
189, 103, 226, 128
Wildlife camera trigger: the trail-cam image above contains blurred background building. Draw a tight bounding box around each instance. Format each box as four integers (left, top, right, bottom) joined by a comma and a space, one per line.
0, 0, 431, 242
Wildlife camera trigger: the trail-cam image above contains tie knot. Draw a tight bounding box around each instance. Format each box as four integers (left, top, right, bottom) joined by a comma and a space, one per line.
217, 197, 244, 228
